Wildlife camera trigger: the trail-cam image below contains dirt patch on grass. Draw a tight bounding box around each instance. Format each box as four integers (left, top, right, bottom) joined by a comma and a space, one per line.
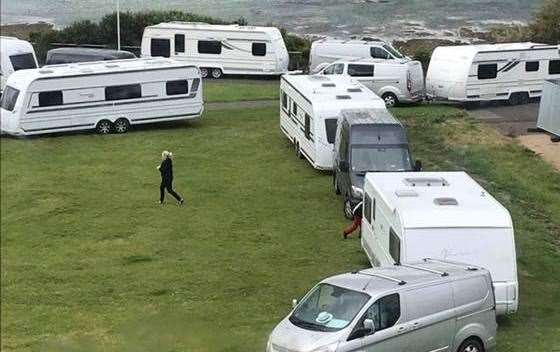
517, 134, 560, 171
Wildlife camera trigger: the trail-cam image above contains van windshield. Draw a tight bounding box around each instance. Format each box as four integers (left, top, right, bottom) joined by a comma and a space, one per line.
1, 86, 20, 111
352, 146, 412, 174
383, 44, 404, 59
289, 284, 369, 332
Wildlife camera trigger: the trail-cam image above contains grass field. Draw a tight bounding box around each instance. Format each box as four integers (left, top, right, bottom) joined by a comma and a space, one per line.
1, 97, 559, 350
204, 79, 279, 103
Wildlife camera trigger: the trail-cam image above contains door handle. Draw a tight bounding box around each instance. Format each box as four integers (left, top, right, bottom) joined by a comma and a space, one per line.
397, 326, 408, 334
412, 322, 422, 329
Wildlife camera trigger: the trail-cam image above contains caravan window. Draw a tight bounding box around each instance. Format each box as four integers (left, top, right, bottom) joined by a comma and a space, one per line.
525, 61, 540, 72
324, 118, 338, 144
364, 193, 372, 224
198, 41, 222, 54
304, 114, 311, 139
151, 39, 171, 58
38, 91, 63, 107
282, 92, 288, 110
389, 229, 401, 264
348, 64, 374, 77
372, 197, 376, 221
166, 80, 189, 95
549, 60, 560, 75
292, 102, 298, 116
0, 86, 19, 111
9, 53, 37, 71
477, 64, 497, 80
105, 84, 142, 101
371, 47, 390, 60
175, 34, 185, 53
191, 78, 201, 92
252, 43, 267, 56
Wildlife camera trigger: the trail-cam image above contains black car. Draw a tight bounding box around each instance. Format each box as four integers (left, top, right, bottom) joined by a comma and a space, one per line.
333, 108, 421, 218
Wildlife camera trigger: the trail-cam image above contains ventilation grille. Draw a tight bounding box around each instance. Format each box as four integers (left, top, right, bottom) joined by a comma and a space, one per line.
404, 177, 449, 187
434, 197, 458, 206
347, 87, 362, 93
322, 83, 336, 87
336, 95, 352, 100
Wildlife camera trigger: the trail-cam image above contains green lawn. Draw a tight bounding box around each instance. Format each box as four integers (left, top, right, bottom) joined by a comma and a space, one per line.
1, 102, 559, 351
204, 79, 279, 103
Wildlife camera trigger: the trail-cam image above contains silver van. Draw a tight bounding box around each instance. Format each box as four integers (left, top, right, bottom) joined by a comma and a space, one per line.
267, 260, 497, 352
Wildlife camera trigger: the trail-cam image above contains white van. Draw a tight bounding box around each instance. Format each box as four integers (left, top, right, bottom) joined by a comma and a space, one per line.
317, 59, 425, 106
1, 36, 39, 95
280, 75, 386, 170
141, 22, 289, 79
0, 58, 203, 136
360, 171, 518, 315
426, 42, 560, 104
309, 39, 407, 72
268, 260, 497, 352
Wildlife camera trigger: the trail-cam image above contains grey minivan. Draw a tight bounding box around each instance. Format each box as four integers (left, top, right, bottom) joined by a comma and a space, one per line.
267, 260, 497, 352
333, 109, 420, 219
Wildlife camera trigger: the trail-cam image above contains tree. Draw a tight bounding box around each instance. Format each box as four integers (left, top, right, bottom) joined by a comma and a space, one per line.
529, 0, 560, 44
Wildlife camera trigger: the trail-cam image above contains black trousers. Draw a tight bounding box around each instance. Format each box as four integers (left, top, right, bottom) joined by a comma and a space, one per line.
160, 181, 182, 202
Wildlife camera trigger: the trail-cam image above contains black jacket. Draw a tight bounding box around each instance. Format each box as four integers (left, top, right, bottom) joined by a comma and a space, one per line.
159, 158, 173, 183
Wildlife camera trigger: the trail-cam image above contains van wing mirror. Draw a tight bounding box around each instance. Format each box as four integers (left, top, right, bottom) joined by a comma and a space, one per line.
292, 299, 298, 309
339, 160, 349, 172
414, 159, 423, 172
363, 319, 375, 333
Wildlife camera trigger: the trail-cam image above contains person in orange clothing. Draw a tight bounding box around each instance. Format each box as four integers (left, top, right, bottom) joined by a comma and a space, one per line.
343, 201, 363, 239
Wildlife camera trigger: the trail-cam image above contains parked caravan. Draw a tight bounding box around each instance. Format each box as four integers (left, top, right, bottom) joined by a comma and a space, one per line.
280, 75, 386, 170
268, 260, 497, 352
317, 59, 425, 106
309, 39, 407, 72
426, 42, 560, 104
537, 79, 560, 140
1, 36, 39, 95
333, 109, 419, 219
46, 47, 136, 65
141, 22, 289, 78
0, 58, 203, 136
361, 171, 518, 315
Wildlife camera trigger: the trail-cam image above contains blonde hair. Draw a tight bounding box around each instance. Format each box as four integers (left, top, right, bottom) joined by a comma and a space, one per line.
161, 150, 173, 160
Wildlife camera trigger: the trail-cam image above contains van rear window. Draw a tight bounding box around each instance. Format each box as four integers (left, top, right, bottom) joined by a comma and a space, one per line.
0, 86, 20, 111
9, 53, 37, 71
324, 118, 338, 144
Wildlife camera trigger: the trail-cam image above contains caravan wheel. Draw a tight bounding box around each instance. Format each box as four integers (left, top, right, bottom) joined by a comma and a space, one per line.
96, 120, 112, 134
200, 68, 209, 78
114, 118, 130, 134
211, 68, 223, 79
457, 338, 484, 352
508, 93, 522, 106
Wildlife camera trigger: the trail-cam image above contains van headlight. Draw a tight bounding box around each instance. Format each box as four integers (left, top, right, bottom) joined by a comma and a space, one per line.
351, 186, 364, 199
312, 342, 339, 352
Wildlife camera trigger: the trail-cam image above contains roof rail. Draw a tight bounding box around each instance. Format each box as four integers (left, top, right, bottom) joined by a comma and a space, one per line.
422, 258, 479, 271
352, 270, 407, 286
398, 263, 449, 277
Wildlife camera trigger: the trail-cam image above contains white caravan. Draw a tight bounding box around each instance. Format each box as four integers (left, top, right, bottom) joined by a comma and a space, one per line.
360, 171, 518, 315
1, 36, 39, 95
141, 22, 289, 79
317, 59, 425, 106
280, 75, 386, 170
426, 42, 560, 104
309, 39, 407, 72
537, 79, 560, 139
0, 58, 203, 136
268, 261, 497, 352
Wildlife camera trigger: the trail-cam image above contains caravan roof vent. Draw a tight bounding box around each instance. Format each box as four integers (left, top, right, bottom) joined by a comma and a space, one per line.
404, 177, 449, 187
336, 95, 352, 100
322, 83, 336, 87
308, 76, 329, 81
395, 189, 418, 198
347, 87, 362, 93
434, 197, 459, 206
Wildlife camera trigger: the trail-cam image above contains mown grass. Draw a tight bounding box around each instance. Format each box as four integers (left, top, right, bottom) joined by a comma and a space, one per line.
204, 79, 279, 103
1, 102, 559, 351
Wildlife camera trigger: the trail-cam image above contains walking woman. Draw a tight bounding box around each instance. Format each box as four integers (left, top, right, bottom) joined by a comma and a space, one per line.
157, 151, 184, 205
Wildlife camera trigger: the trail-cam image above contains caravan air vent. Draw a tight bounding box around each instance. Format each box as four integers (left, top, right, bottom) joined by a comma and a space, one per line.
39, 69, 54, 74
308, 76, 328, 81
395, 189, 418, 198
347, 87, 362, 93
105, 64, 119, 68
434, 197, 458, 206
404, 177, 449, 187
322, 83, 336, 87
336, 95, 352, 100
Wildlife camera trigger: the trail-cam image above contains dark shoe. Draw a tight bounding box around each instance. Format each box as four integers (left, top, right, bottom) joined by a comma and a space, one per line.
343, 233, 348, 240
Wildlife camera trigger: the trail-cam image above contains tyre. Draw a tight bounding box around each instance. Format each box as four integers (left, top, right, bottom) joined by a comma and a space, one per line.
200, 68, 209, 78
344, 197, 354, 220
96, 120, 112, 134
211, 68, 223, 79
457, 338, 484, 352
519, 92, 530, 105
333, 173, 341, 195
508, 93, 522, 106
382, 93, 398, 107
114, 118, 130, 134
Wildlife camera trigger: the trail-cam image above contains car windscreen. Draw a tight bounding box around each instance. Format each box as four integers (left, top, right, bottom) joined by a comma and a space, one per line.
289, 283, 369, 332
1, 86, 20, 111
9, 53, 37, 71
383, 44, 404, 59
351, 145, 412, 174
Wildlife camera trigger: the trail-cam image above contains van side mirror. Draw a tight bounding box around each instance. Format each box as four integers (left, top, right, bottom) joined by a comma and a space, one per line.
292, 299, 298, 309
414, 160, 423, 171
339, 160, 349, 172
363, 319, 375, 333
348, 319, 376, 341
